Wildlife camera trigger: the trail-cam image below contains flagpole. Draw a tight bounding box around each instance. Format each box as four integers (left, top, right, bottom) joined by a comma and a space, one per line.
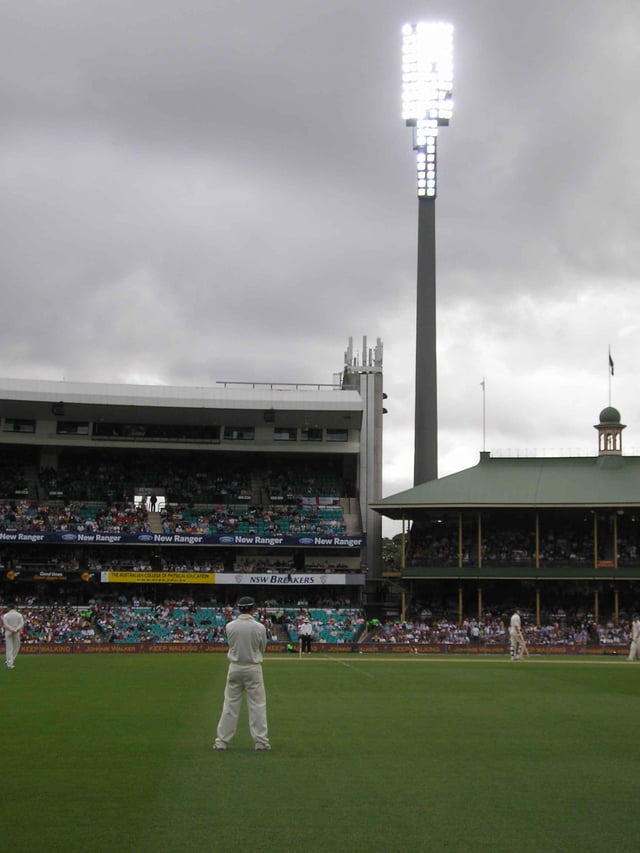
608, 346, 614, 405
481, 378, 486, 452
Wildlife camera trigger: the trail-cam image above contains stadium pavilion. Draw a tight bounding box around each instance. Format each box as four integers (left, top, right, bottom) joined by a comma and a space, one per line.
371, 406, 640, 624
0, 337, 385, 608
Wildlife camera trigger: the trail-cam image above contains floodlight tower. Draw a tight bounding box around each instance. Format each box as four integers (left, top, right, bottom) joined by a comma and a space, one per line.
402, 21, 453, 486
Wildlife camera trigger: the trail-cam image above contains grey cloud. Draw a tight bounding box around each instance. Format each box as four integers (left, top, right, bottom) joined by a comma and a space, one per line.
1, 0, 640, 508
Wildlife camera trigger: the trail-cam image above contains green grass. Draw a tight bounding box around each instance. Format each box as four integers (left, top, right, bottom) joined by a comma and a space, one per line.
2, 653, 639, 852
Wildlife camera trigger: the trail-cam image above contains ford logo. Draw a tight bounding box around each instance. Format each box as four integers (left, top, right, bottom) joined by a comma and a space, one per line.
219, 536, 235, 544
299, 537, 314, 545
61, 533, 77, 541
137, 534, 154, 542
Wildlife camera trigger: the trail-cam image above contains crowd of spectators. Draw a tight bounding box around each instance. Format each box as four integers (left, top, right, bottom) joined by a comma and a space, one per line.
406, 523, 640, 568
94, 557, 226, 573
0, 454, 29, 496
232, 557, 354, 574
35, 454, 346, 505
284, 608, 365, 645
14, 604, 98, 643
2, 597, 633, 651
5, 600, 357, 646
0, 499, 347, 539
406, 527, 540, 568
37, 455, 254, 504
159, 503, 345, 537
365, 612, 631, 649
93, 603, 232, 644
0, 500, 151, 534
261, 463, 343, 502
0, 453, 353, 540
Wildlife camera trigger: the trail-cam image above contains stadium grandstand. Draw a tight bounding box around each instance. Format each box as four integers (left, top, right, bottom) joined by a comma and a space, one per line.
4, 352, 638, 656
372, 405, 640, 634
0, 337, 384, 622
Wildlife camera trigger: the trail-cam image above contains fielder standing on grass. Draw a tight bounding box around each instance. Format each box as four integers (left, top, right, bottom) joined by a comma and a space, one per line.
509, 609, 524, 661
628, 614, 640, 661
214, 596, 271, 752
2, 601, 24, 670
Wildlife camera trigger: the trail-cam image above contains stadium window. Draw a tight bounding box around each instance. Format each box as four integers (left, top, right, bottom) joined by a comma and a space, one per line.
56, 421, 90, 435
300, 427, 323, 442
223, 426, 255, 440
3, 418, 36, 433
92, 422, 221, 441
326, 428, 348, 442
274, 427, 297, 441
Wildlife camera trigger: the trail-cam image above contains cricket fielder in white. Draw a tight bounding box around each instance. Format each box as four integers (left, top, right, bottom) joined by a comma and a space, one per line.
3, 604, 25, 669
509, 610, 524, 661
214, 597, 271, 752
628, 615, 640, 661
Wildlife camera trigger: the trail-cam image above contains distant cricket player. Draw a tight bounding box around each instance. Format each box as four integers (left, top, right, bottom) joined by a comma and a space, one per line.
214, 596, 271, 752
628, 614, 640, 661
509, 609, 524, 661
3, 602, 25, 670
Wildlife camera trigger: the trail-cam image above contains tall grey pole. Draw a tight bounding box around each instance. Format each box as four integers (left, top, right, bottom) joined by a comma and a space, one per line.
413, 196, 437, 486
401, 20, 453, 486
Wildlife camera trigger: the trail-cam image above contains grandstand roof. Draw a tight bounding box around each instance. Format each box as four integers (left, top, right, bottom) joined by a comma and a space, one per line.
0, 377, 363, 426
372, 451, 640, 519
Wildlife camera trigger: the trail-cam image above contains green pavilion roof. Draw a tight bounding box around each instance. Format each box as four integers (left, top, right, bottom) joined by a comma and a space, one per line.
372, 451, 640, 519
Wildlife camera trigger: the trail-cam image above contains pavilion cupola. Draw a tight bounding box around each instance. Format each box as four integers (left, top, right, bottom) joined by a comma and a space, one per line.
595, 406, 625, 456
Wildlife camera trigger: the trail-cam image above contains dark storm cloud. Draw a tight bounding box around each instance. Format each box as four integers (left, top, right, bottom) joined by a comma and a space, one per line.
1, 0, 640, 520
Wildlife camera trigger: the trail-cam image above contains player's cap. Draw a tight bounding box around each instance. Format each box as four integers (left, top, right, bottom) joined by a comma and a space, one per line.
237, 596, 256, 612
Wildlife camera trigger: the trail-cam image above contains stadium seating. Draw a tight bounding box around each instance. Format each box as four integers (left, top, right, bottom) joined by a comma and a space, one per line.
161, 503, 346, 537
10, 602, 633, 652
16, 604, 365, 646
286, 608, 364, 645
33, 453, 346, 506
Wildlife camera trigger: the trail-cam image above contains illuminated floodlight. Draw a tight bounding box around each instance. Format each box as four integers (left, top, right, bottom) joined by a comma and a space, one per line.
402, 21, 453, 197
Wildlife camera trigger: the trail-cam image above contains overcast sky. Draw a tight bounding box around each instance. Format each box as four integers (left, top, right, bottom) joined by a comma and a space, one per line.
2, 0, 640, 527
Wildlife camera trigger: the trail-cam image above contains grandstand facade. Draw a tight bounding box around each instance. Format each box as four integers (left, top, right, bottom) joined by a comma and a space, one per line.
0, 339, 384, 608
372, 406, 640, 623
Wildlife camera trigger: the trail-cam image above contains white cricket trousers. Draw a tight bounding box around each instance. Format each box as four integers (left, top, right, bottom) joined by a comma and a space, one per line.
216, 663, 269, 747
5, 633, 21, 668
509, 627, 523, 660
629, 640, 639, 661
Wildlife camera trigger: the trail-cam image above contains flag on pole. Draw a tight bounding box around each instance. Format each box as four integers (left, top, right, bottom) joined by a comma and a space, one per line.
609, 351, 614, 376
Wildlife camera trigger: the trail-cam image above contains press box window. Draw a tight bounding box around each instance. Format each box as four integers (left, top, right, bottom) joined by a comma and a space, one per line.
326, 428, 348, 442
56, 421, 90, 435
223, 426, 255, 440
3, 418, 36, 433
274, 427, 297, 441
300, 427, 323, 442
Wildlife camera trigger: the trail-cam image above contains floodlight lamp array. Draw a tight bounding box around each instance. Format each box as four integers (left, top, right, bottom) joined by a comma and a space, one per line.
401, 21, 453, 198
